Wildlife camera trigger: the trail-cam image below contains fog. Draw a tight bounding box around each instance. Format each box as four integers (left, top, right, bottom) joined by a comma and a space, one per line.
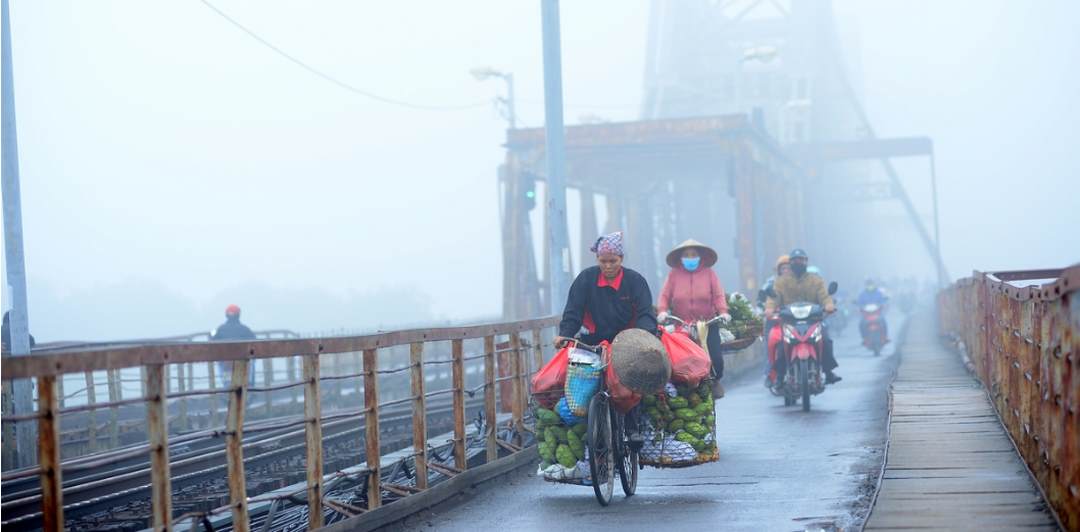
2, 0, 1077, 342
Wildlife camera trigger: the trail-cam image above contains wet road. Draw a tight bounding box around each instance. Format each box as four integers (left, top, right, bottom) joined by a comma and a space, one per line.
396, 313, 906, 532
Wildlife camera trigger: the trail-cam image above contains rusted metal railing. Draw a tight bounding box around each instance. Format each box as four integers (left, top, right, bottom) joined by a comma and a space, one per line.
938, 265, 1079, 530
1, 316, 558, 531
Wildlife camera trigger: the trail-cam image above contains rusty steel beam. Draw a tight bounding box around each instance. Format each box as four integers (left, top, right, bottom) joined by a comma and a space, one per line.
303, 355, 323, 530
362, 348, 381, 510
226, 360, 250, 532
938, 264, 1079, 530
1, 316, 561, 380
409, 342, 428, 490
145, 364, 172, 531
450, 340, 467, 471
37, 375, 63, 532
484, 335, 498, 463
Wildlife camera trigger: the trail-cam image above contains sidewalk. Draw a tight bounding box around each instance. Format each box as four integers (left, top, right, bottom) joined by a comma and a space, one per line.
864, 312, 1057, 531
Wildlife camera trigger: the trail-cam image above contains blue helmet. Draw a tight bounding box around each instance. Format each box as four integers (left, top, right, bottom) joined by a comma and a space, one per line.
789, 248, 808, 260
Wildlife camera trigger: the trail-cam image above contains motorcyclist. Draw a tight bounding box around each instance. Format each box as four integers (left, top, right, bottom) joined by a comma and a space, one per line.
759, 255, 791, 388
765, 248, 842, 385
211, 304, 256, 386
856, 278, 890, 344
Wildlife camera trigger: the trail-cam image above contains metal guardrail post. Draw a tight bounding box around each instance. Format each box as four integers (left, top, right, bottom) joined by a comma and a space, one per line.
410, 342, 428, 490
108, 369, 120, 446
362, 348, 381, 510
38, 375, 63, 532
303, 354, 324, 530
484, 335, 497, 462
145, 363, 172, 531
288, 355, 299, 405
208, 361, 219, 427
226, 360, 250, 532
532, 329, 543, 376
84, 371, 97, 452
176, 363, 188, 431
510, 332, 523, 444
451, 339, 467, 470
264, 358, 274, 418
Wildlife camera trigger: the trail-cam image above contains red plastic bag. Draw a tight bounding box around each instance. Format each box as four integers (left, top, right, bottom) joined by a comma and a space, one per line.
660, 329, 712, 387
530, 346, 570, 408
603, 342, 642, 414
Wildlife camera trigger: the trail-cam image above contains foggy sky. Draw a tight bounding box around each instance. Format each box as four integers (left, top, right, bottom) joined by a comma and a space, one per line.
2, 1, 1078, 341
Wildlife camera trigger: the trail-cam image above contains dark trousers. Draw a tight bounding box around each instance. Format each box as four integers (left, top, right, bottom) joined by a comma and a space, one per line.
705, 322, 725, 379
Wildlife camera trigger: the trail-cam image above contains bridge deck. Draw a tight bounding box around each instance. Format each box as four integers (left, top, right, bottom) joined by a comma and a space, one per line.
865, 312, 1057, 531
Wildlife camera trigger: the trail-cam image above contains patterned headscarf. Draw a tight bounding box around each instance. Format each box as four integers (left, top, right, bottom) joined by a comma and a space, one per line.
590, 231, 624, 257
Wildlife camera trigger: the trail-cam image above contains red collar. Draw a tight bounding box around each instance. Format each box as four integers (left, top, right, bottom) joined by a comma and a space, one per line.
597, 269, 624, 290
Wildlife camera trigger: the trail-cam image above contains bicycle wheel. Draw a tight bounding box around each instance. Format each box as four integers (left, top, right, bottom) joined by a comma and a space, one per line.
587, 393, 615, 506
614, 410, 638, 497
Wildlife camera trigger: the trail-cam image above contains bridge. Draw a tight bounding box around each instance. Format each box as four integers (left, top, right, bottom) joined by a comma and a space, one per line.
1, 267, 1076, 531
1, 0, 1077, 531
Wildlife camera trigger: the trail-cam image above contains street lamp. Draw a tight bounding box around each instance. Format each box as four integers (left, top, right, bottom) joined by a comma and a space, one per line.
471, 67, 516, 130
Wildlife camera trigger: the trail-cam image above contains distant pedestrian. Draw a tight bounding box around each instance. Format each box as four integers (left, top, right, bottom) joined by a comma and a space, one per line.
211, 305, 256, 386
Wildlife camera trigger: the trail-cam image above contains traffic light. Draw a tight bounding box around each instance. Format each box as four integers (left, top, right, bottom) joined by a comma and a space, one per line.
522, 172, 537, 211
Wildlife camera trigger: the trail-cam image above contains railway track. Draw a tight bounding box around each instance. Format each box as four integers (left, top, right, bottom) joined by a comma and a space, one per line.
1, 397, 486, 531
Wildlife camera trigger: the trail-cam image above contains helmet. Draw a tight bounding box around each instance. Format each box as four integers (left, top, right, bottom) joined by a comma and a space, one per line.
789, 248, 808, 260
225, 304, 241, 318
775, 255, 790, 268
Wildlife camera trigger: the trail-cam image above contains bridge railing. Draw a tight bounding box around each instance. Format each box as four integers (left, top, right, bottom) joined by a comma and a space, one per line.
1, 315, 559, 531
938, 265, 1078, 530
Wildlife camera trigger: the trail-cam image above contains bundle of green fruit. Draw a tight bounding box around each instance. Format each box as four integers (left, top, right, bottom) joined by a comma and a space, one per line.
725, 292, 763, 340
534, 406, 591, 483
638, 380, 719, 467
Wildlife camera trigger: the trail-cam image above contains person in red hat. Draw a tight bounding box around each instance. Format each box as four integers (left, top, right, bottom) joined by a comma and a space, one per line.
212, 304, 256, 386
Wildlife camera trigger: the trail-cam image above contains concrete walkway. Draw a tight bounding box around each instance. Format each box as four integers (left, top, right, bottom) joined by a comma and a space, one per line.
865, 312, 1057, 531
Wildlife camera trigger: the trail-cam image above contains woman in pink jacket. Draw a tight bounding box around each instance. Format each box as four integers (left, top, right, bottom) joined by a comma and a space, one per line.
656, 239, 731, 396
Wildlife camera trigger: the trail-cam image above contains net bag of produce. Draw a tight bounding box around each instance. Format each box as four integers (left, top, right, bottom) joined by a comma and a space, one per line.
659, 329, 712, 388
530, 345, 570, 408
564, 348, 602, 417
638, 380, 719, 467
535, 405, 591, 484
604, 348, 642, 414
610, 328, 671, 395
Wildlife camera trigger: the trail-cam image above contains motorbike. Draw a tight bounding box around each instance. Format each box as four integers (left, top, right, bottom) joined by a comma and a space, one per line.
860, 303, 887, 356
778, 302, 828, 411
774, 281, 837, 412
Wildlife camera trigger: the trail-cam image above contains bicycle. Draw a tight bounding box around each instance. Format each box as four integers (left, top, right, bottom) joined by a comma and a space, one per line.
549, 339, 639, 506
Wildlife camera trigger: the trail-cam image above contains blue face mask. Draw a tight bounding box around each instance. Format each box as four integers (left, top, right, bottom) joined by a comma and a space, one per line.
682, 257, 701, 271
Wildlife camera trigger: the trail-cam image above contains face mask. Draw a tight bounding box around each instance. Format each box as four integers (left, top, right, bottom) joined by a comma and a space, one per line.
792, 263, 807, 275
682, 257, 701, 271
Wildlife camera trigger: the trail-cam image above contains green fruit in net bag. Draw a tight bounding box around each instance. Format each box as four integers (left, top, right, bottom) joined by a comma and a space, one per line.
706, 415, 715, 426
536, 408, 560, 425
688, 392, 702, 407
685, 422, 708, 438
676, 408, 698, 420
544, 427, 556, 444
556, 444, 577, 468
695, 401, 714, 415
643, 394, 658, 406
668, 396, 689, 410
572, 422, 587, 436
667, 419, 685, 432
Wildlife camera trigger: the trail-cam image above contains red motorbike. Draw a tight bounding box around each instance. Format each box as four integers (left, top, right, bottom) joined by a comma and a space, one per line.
860, 303, 886, 356
778, 302, 827, 412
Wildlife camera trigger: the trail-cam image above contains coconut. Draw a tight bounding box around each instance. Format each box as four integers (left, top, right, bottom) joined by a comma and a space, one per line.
611, 328, 671, 394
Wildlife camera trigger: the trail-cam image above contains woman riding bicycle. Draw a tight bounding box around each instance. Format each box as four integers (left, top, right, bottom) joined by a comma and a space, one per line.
552, 231, 657, 448
655, 239, 730, 398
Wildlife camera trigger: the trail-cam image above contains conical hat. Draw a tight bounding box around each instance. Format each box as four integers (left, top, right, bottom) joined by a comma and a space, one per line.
666, 239, 718, 269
